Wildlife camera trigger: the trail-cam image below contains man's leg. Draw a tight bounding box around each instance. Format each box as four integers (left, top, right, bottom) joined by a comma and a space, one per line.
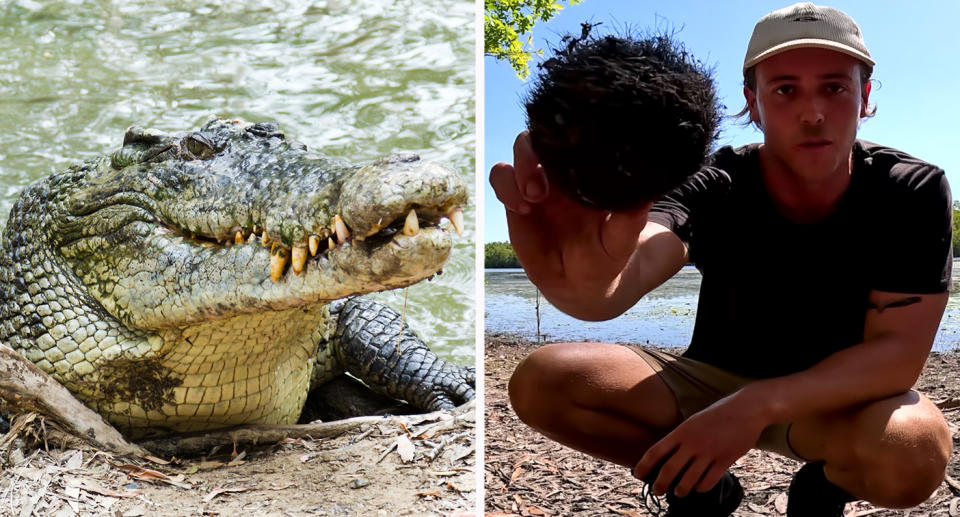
788, 390, 952, 508
508, 342, 683, 467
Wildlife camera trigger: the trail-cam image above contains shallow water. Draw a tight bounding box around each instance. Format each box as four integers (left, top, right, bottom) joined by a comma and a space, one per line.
0, 0, 475, 363
486, 262, 960, 352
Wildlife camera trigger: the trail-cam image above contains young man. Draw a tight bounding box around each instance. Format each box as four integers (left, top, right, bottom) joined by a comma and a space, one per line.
490, 3, 953, 516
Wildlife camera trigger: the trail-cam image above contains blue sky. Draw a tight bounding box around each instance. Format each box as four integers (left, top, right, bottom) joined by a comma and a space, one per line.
483, 0, 960, 243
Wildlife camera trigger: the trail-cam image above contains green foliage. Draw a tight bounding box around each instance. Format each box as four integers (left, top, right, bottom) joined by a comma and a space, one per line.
484, 0, 583, 78
953, 202, 960, 257
485, 241, 522, 268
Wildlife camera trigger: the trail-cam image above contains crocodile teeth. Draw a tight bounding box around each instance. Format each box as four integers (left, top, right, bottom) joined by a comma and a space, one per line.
364, 221, 383, 238
309, 235, 320, 256
402, 209, 419, 236
291, 245, 307, 275
448, 207, 464, 237
234, 231, 243, 244
247, 232, 257, 243
261, 232, 269, 247
333, 215, 350, 242
270, 248, 288, 282
328, 237, 336, 250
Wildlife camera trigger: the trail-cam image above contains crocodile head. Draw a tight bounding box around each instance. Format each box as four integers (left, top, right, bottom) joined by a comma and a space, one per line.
43, 117, 467, 330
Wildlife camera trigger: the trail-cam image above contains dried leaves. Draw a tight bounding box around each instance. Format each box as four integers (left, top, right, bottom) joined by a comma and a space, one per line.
0, 399, 476, 515
397, 434, 416, 463
0, 448, 153, 515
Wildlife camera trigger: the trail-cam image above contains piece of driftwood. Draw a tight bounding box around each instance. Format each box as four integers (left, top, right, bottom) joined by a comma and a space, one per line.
137, 399, 475, 457
0, 344, 148, 456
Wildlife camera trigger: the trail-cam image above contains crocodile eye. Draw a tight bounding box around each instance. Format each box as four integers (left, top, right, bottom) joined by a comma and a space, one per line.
184, 134, 217, 160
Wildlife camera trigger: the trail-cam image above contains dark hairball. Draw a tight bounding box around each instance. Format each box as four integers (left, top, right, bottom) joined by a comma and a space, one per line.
525, 24, 722, 211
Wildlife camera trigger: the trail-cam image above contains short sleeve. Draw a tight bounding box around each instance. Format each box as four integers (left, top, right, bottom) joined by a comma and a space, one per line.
870, 169, 952, 294
649, 146, 742, 243
647, 180, 696, 242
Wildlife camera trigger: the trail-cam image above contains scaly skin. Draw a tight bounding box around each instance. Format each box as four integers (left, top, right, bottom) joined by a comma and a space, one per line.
0, 117, 471, 438
327, 298, 475, 408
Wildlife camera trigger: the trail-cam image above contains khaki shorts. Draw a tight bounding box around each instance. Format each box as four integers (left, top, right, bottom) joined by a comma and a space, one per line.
627, 346, 807, 461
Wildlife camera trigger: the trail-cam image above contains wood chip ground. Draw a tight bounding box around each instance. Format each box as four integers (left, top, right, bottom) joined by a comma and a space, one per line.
1, 404, 476, 516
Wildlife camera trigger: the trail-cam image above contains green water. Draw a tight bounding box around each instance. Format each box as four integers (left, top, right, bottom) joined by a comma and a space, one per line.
0, 0, 476, 364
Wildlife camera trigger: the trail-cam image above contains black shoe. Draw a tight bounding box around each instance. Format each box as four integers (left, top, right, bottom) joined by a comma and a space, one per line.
641, 471, 744, 517
787, 463, 856, 517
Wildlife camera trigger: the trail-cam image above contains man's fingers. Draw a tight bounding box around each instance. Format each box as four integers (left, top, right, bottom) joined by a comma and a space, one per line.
633, 440, 679, 493
632, 445, 662, 482
673, 457, 712, 498
652, 451, 690, 496
695, 463, 730, 494
512, 131, 549, 202
489, 162, 531, 215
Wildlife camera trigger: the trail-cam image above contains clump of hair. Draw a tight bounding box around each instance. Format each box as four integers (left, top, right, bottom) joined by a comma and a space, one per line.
525, 24, 722, 211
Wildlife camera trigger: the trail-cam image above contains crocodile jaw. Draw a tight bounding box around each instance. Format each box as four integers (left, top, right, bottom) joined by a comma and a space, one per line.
93, 225, 451, 331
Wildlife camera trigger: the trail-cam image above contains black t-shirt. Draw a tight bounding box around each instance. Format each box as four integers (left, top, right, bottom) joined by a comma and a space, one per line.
648, 140, 952, 378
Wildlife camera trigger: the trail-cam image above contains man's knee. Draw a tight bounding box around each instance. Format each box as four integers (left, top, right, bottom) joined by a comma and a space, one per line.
847, 396, 951, 508
508, 342, 647, 428
509, 342, 679, 437
508, 343, 576, 429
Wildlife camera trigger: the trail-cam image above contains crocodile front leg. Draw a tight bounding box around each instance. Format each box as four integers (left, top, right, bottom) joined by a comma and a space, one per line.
325, 298, 475, 411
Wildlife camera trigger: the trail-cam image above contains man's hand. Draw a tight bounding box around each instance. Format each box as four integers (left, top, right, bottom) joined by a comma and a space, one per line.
632, 394, 768, 498
489, 132, 655, 319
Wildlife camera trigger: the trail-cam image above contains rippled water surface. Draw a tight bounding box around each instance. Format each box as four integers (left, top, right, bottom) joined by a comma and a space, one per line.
487, 262, 960, 352
0, 0, 475, 363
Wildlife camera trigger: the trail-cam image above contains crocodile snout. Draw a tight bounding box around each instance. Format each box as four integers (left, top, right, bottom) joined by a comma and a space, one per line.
338, 154, 468, 241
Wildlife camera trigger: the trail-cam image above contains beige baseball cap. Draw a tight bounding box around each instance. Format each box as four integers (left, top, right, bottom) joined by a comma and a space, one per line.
743, 2, 874, 72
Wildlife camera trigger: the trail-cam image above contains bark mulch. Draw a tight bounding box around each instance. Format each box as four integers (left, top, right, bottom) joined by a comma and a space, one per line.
484, 333, 960, 517
1, 403, 476, 516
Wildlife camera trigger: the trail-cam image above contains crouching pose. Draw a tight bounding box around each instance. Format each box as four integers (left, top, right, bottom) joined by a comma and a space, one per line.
491, 3, 952, 516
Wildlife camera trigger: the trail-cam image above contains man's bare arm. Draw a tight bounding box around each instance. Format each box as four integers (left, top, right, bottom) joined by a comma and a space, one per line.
545, 222, 689, 320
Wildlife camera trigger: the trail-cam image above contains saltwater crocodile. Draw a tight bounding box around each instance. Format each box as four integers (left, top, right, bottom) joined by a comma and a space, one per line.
0, 117, 473, 438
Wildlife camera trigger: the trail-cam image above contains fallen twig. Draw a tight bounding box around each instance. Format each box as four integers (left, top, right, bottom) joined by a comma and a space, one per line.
945, 474, 960, 495
846, 509, 884, 517
935, 398, 960, 410
0, 411, 38, 450
137, 399, 475, 457
203, 485, 255, 502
